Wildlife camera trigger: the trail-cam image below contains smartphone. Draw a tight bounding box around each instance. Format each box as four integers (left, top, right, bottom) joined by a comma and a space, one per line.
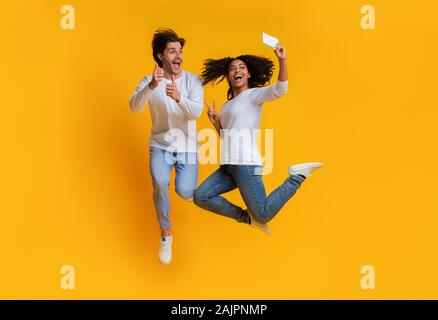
262, 32, 280, 48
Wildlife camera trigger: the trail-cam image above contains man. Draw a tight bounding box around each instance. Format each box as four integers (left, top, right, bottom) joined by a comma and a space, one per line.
129, 28, 203, 265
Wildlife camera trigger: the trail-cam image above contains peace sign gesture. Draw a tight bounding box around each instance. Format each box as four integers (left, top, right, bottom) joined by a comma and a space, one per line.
205, 100, 220, 125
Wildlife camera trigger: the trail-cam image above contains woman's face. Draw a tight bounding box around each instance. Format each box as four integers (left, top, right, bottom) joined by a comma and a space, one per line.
227, 59, 250, 89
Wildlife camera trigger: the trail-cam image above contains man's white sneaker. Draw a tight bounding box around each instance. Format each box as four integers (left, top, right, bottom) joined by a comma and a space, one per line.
288, 162, 323, 178
159, 235, 173, 265
247, 211, 272, 236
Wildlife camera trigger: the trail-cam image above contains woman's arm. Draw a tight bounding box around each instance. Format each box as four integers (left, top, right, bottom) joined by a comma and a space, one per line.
248, 43, 289, 105
275, 43, 288, 82
205, 100, 222, 135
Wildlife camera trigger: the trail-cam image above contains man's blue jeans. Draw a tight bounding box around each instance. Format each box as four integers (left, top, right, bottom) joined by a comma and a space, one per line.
194, 165, 305, 224
150, 147, 198, 230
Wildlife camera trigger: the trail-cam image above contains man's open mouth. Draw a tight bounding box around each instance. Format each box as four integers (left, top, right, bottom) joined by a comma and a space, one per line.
234, 74, 243, 80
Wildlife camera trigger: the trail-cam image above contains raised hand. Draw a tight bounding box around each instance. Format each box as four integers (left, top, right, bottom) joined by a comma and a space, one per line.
166, 74, 181, 102
274, 43, 286, 61
149, 63, 164, 89
205, 100, 220, 125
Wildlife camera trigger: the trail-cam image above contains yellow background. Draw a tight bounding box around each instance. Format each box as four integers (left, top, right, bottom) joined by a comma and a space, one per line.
1, 0, 437, 299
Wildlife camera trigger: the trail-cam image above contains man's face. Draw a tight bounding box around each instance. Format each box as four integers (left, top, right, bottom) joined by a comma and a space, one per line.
158, 42, 183, 75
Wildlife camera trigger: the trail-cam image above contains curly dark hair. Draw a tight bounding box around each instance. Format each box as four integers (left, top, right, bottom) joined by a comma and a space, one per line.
152, 28, 185, 67
201, 55, 274, 100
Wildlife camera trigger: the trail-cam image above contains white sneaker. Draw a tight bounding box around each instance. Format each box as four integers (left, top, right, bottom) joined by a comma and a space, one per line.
247, 211, 272, 236
288, 162, 323, 178
159, 235, 173, 265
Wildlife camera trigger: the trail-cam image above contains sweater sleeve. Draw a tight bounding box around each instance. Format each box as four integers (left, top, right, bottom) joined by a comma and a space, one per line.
248, 80, 288, 105
129, 76, 153, 112
176, 75, 204, 120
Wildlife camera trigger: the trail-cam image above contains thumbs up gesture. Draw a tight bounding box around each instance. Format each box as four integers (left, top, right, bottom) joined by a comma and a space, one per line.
149, 64, 164, 90
166, 74, 181, 103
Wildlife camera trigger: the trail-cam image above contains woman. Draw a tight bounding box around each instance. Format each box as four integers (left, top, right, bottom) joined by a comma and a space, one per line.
193, 43, 323, 235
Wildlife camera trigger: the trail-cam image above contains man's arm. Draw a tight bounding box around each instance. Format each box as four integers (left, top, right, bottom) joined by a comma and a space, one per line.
177, 87, 204, 120
129, 64, 164, 112
166, 75, 204, 120
129, 78, 153, 112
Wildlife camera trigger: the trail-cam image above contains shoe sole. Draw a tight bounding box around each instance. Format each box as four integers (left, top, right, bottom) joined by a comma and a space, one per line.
291, 162, 324, 170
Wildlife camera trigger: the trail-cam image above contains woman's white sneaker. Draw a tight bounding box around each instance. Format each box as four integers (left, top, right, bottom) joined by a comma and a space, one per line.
288, 162, 323, 178
159, 235, 173, 265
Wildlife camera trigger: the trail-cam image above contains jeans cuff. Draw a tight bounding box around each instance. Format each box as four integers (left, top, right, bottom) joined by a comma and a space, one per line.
290, 174, 306, 184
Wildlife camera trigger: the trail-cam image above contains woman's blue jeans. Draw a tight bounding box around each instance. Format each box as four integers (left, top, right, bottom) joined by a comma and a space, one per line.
194, 165, 305, 224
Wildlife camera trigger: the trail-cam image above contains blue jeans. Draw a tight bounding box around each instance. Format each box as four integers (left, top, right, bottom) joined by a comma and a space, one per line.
194, 165, 305, 224
150, 147, 198, 230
